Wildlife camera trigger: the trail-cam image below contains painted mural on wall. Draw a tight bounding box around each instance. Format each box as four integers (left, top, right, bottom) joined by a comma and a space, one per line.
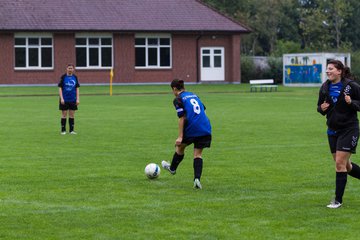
284, 56, 322, 84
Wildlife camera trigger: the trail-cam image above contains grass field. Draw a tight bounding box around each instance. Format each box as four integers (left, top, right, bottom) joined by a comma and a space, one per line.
0, 84, 360, 239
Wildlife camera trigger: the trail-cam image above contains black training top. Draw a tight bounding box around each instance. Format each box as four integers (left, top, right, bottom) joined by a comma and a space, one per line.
317, 78, 360, 130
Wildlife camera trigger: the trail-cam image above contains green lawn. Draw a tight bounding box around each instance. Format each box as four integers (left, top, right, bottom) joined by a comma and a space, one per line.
0, 84, 359, 239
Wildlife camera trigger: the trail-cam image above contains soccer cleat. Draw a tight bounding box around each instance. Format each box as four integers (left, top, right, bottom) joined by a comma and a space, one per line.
61, 131, 66, 135
326, 199, 342, 209
161, 160, 176, 175
70, 131, 77, 135
193, 178, 202, 189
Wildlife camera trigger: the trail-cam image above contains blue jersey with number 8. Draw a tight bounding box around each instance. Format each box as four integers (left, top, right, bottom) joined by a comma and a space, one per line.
173, 91, 212, 138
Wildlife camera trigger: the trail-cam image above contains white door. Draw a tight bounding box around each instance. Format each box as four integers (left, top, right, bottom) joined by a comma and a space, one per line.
201, 47, 225, 81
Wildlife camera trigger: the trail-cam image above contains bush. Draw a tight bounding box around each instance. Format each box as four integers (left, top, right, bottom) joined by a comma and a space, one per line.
272, 40, 303, 56
263, 57, 283, 84
241, 56, 283, 84
351, 51, 360, 82
240, 56, 256, 83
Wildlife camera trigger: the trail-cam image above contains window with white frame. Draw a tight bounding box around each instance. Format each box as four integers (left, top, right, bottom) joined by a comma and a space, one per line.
75, 34, 113, 68
135, 34, 171, 68
14, 34, 53, 69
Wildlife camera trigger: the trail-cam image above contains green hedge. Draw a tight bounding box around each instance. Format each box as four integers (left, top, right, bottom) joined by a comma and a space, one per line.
351, 51, 360, 82
241, 56, 282, 84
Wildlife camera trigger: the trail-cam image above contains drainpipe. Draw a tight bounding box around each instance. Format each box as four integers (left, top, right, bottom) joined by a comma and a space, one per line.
196, 33, 203, 83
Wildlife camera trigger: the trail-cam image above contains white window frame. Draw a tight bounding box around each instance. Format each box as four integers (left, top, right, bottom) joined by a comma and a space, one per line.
14, 33, 54, 70
75, 33, 113, 69
135, 33, 172, 69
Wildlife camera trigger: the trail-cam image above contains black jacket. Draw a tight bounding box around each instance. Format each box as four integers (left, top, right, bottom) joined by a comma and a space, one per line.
317, 78, 360, 130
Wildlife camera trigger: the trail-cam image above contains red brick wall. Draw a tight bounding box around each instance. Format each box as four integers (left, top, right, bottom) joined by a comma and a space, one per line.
0, 33, 13, 84
54, 33, 75, 83
0, 32, 241, 85
231, 35, 241, 83
172, 34, 198, 83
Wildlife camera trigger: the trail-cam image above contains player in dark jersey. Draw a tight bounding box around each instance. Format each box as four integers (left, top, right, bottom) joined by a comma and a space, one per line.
58, 64, 80, 135
162, 79, 212, 189
317, 59, 360, 208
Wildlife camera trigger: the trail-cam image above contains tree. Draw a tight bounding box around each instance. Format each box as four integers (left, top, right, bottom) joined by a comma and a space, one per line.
299, 6, 331, 50
320, 0, 352, 50
203, 0, 301, 55
343, 0, 360, 50
203, 0, 242, 16
202, 0, 359, 54
238, 0, 291, 55
276, 0, 302, 43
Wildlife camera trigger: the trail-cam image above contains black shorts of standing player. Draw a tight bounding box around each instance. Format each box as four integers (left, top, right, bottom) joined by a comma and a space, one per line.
328, 128, 359, 154
59, 102, 78, 111
181, 135, 212, 149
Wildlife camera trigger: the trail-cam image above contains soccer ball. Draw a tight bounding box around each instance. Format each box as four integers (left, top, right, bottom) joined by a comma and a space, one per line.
144, 163, 161, 179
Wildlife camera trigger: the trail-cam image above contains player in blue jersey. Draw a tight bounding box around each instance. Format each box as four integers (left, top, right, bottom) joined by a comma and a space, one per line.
58, 64, 80, 135
162, 79, 212, 189
317, 59, 360, 208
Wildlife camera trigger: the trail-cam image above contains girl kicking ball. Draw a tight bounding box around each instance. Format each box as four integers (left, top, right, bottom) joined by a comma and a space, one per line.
162, 79, 212, 189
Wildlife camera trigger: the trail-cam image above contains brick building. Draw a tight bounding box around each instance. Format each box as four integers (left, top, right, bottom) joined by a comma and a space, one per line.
0, 0, 250, 85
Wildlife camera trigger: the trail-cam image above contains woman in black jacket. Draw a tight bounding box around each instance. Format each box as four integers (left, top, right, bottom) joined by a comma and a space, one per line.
317, 59, 360, 208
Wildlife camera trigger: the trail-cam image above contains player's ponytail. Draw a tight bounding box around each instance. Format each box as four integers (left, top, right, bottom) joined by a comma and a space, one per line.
343, 66, 355, 80
171, 79, 185, 90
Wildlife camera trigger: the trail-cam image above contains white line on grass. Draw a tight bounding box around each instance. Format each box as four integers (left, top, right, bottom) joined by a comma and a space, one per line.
0, 199, 123, 215
219, 142, 327, 150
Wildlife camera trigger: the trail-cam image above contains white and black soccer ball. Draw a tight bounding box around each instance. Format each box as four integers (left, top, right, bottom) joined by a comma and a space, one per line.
144, 163, 161, 179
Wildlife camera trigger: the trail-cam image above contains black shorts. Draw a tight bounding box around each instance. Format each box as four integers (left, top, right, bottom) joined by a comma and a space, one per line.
182, 135, 212, 149
328, 128, 359, 154
59, 102, 78, 111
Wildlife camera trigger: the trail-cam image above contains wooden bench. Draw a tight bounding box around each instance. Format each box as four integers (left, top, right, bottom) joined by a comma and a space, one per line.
249, 79, 277, 92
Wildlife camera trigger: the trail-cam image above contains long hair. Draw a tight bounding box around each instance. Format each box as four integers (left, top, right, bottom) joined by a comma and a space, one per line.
327, 59, 354, 80
171, 79, 185, 90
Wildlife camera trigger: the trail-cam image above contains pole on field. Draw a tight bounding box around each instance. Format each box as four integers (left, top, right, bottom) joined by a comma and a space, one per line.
110, 68, 114, 96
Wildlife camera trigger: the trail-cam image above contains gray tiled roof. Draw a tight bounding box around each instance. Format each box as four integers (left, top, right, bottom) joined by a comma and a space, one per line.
0, 0, 250, 33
